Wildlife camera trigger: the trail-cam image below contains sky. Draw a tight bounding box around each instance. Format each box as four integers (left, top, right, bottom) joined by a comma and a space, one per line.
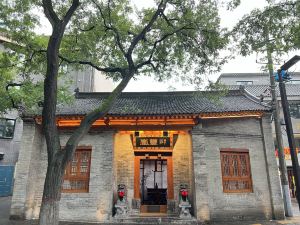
37, 0, 300, 92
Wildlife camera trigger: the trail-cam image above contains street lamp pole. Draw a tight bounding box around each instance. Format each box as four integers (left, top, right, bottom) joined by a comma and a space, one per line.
277, 55, 300, 210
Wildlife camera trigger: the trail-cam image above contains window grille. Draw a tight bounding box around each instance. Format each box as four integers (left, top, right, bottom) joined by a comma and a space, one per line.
62, 148, 91, 193
220, 149, 253, 193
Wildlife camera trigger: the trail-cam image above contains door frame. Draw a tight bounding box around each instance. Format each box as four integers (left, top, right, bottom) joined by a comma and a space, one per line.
134, 155, 174, 201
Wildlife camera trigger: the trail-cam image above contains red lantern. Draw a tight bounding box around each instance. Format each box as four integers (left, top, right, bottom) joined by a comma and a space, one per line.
181, 190, 188, 197
118, 191, 125, 198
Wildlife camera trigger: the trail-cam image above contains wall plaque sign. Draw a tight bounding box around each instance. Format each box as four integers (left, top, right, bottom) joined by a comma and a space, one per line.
136, 137, 171, 148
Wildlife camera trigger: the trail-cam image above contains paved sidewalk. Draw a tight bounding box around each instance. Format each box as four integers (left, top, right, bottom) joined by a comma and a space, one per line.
0, 196, 12, 225
1, 218, 300, 225
292, 199, 300, 217
1, 196, 300, 225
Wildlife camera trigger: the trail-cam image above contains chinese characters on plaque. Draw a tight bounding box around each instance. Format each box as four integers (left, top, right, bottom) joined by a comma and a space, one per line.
136, 137, 171, 148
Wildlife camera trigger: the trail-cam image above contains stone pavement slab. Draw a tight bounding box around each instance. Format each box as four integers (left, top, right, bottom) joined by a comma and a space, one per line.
0, 218, 299, 225
1, 196, 300, 225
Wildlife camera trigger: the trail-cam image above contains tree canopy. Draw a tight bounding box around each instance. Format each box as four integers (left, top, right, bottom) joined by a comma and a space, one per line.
0, 0, 228, 90
232, 0, 300, 62
0, 45, 72, 114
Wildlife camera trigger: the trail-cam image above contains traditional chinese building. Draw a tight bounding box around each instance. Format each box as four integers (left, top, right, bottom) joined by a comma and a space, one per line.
10, 88, 285, 223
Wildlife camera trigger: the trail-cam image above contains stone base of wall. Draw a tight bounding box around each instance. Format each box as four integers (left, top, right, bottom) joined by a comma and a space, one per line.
210, 209, 269, 222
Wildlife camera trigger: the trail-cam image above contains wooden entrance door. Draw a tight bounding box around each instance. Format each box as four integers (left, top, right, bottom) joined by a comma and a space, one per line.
134, 156, 174, 213
140, 159, 167, 205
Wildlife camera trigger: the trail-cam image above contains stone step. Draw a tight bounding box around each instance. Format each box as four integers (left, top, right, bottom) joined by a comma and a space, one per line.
113, 216, 199, 224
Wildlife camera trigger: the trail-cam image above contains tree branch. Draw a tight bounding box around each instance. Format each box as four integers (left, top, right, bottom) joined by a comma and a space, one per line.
29, 47, 124, 75
161, 13, 176, 28
78, 25, 95, 32
126, 0, 167, 66
42, 0, 60, 26
58, 54, 124, 73
63, 0, 80, 24
136, 26, 193, 70
6, 83, 24, 109
41, 0, 80, 160
91, 0, 126, 56
106, 0, 126, 55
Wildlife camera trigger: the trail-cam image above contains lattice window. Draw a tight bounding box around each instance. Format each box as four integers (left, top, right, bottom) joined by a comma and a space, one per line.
62, 148, 92, 193
220, 149, 253, 193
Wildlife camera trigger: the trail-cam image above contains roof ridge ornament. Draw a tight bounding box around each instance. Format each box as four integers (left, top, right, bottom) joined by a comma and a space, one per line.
241, 86, 271, 109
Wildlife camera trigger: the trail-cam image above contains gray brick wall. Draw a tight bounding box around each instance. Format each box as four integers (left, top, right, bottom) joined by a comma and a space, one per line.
172, 133, 194, 213
59, 131, 114, 222
113, 132, 135, 211
191, 125, 210, 222
10, 120, 42, 219
260, 115, 285, 219
11, 122, 114, 222
191, 116, 284, 221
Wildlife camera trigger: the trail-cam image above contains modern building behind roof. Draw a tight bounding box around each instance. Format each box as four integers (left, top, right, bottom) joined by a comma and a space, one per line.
218, 72, 300, 85
218, 72, 300, 199
59, 65, 115, 93
10, 89, 285, 223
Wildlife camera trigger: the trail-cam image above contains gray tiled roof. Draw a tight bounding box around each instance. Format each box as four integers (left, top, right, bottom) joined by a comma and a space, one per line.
52, 89, 270, 116
228, 84, 300, 97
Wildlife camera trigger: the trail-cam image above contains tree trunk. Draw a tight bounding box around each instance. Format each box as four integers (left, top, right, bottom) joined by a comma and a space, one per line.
39, 2, 80, 224
38, 71, 133, 224
39, 199, 60, 225
39, 155, 64, 225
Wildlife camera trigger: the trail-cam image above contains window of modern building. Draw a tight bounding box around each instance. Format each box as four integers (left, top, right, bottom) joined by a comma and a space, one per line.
290, 103, 300, 118
236, 81, 253, 85
0, 118, 15, 139
220, 149, 253, 193
62, 148, 92, 193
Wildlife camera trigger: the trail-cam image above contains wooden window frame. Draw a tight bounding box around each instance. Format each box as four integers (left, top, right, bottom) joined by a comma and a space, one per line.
62, 147, 92, 193
220, 148, 253, 193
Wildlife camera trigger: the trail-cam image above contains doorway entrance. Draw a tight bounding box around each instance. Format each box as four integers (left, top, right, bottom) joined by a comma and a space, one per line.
140, 159, 167, 205
134, 155, 174, 214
